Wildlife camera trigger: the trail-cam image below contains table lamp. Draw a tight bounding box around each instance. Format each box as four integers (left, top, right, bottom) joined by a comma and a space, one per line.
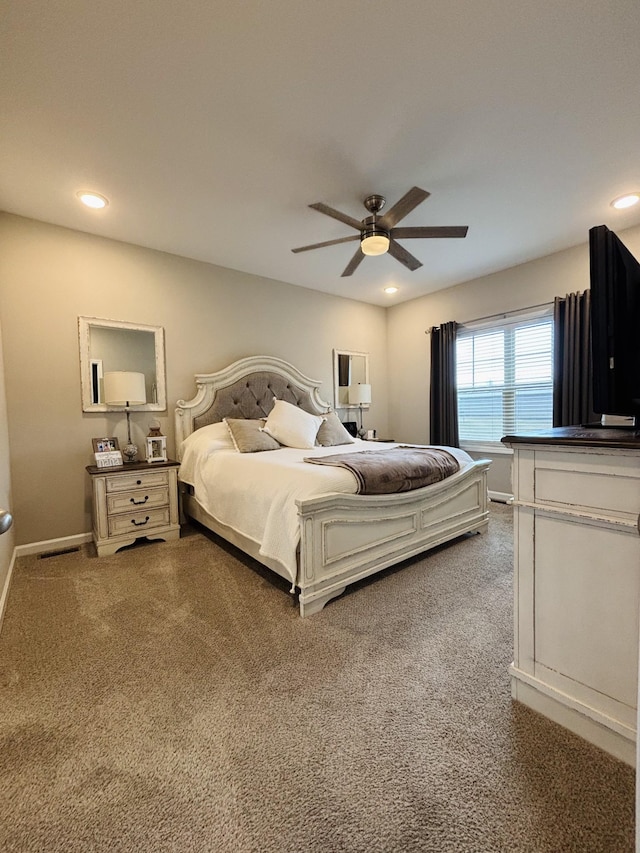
348, 383, 372, 438
103, 371, 147, 462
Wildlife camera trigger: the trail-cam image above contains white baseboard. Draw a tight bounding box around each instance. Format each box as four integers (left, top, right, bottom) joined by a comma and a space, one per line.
488, 490, 514, 504
0, 547, 17, 632
14, 532, 93, 558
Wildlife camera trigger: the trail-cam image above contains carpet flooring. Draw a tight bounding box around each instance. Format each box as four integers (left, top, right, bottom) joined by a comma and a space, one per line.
0, 504, 634, 852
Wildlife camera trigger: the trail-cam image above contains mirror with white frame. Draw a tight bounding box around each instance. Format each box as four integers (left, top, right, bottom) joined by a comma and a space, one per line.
333, 349, 370, 410
79, 317, 167, 412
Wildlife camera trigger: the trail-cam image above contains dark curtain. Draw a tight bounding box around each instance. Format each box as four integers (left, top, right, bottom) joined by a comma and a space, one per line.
553, 289, 595, 426
429, 321, 459, 446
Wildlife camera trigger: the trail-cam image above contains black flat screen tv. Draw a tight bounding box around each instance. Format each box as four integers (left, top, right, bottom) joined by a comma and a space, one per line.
589, 224, 640, 420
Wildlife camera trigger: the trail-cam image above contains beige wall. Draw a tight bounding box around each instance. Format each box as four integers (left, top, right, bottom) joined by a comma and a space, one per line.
3, 211, 640, 541
387, 223, 640, 494
0, 214, 388, 545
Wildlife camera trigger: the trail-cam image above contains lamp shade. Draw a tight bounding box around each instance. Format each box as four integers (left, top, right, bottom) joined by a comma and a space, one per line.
103, 371, 147, 406
348, 383, 371, 406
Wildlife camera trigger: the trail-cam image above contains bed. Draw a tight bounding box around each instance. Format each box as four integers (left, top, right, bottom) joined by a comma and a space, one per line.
175, 355, 490, 616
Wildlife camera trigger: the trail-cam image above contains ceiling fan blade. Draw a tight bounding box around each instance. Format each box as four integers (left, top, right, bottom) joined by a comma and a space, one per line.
391, 225, 468, 239
292, 234, 360, 254
309, 202, 362, 231
387, 239, 423, 272
378, 187, 430, 230
341, 247, 365, 277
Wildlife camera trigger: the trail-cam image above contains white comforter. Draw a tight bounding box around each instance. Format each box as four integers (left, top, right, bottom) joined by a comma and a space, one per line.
182, 438, 474, 584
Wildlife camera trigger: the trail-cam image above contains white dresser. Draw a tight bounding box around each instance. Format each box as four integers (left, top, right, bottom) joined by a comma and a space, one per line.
87, 460, 180, 557
502, 427, 640, 766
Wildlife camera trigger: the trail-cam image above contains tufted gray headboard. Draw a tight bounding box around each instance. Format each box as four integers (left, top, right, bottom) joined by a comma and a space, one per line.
175, 355, 331, 447
193, 371, 317, 430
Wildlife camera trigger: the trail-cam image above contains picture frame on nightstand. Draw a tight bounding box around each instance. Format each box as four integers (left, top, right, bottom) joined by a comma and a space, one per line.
146, 435, 167, 463
92, 436, 123, 468
92, 436, 120, 453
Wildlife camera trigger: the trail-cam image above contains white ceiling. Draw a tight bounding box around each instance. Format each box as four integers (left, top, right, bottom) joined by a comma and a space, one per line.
2, 1, 640, 306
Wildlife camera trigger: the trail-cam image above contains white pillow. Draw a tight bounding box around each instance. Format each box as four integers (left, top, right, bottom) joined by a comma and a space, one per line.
262, 399, 326, 449
179, 421, 233, 456
178, 422, 236, 485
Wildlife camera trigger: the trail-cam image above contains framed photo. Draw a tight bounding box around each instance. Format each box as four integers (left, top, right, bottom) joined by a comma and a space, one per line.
146, 435, 167, 463
92, 436, 120, 453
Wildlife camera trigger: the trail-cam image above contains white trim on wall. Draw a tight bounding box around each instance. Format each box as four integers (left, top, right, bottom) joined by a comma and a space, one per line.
488, 491, 514, 504
0, 547, 16, 632
14, 532, 93, 558
460, 441, 513, 456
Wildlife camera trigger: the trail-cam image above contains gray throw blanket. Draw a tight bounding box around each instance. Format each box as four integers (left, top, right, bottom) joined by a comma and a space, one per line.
304, 446, 460, 495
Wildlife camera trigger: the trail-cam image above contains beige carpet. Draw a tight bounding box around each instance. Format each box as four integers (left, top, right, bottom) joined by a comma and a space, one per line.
0, 504, 634, 852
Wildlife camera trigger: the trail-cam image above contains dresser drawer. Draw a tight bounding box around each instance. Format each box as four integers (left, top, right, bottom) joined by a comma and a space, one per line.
106, 486, 169, 515
533, 450, 640, 518
105, 470, 170, 493
535, 468, 640, 517
108, 507, 170, 537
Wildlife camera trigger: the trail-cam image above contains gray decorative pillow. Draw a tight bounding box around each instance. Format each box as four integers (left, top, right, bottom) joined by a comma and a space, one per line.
316, 411, 357, 447
224, 418, 281, 453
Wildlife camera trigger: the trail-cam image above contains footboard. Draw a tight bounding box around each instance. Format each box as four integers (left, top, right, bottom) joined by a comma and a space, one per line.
295, 459, 490, 616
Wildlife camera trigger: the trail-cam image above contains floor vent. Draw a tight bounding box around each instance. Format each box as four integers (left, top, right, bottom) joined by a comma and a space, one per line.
38, 546, 81, 560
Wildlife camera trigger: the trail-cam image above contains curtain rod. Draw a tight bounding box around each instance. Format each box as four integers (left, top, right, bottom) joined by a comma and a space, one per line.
425, 300, 553, 333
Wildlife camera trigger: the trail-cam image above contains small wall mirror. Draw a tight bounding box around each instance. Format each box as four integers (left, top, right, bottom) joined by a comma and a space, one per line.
79, 317, 166, 412
333, 349, 369, 409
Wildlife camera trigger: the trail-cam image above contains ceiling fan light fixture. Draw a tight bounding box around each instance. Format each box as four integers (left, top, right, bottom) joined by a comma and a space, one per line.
361, 228, 390, 256
291, 188, 467, 276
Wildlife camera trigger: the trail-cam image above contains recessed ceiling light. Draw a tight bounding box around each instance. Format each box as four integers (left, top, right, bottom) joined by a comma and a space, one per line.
384, 286, 398, 294
77, 191, 109, 209
611, 193, 640, 210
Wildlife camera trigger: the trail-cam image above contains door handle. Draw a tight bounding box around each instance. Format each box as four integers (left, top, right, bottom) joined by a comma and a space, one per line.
0, 510, 13, 534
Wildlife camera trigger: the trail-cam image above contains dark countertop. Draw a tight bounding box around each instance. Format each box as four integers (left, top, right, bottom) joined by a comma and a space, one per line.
86, 459, 180, 475
502, 425, 640, 449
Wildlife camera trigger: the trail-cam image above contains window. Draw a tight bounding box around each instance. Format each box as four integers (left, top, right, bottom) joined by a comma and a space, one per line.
456, 310, 553, 448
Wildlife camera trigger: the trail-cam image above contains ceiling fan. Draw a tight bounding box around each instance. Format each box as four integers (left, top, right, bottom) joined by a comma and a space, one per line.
291, 186, 468, 277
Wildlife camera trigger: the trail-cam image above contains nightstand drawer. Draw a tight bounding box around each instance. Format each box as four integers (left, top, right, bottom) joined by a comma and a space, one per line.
105, 470, 169, 493
106, 486, 170, 515
108, 507, 170, 537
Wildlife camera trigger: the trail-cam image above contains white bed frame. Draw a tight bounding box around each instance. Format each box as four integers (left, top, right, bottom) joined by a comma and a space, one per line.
175, 356, 490, 616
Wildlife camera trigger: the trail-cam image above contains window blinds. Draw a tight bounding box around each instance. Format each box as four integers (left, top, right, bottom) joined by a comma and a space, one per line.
456, 310, 554, 445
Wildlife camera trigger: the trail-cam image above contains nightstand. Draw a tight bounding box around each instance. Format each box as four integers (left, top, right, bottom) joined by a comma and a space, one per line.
86, 459, 181, 557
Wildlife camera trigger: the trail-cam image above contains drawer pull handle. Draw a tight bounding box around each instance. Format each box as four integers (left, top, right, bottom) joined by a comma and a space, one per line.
131, 516, 150, 527
136, 480, 142, 485
130, 495, 149, 505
